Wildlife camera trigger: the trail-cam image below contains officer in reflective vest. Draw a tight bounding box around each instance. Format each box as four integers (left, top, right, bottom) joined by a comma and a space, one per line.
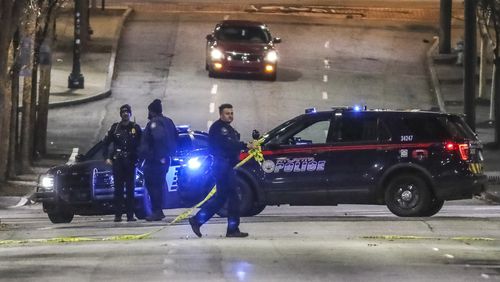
103, 104, 142, 222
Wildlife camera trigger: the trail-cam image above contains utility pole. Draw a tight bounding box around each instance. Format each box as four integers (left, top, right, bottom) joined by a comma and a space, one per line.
68, 0, 84, 89
439, 0, 452, 54
463, 0, 476, 131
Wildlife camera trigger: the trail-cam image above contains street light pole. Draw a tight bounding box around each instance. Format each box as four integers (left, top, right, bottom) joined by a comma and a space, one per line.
68, 0, 84, 89
463, 0, 476, 131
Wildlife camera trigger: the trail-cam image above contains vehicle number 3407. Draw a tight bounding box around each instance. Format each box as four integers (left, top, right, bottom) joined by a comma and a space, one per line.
401, 135, 414, 142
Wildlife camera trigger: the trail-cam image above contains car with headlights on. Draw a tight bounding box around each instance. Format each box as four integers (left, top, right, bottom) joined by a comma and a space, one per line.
35, 126, 215, 223
205, 20, 281, 81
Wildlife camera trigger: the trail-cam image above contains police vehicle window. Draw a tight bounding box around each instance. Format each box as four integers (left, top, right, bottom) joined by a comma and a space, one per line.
337, 116, 378, 142
291, 120, 330, 145
440, 116, 477, 140
85, 142, 104, 161
378, 119, 392, 142
400, 116, 448, 141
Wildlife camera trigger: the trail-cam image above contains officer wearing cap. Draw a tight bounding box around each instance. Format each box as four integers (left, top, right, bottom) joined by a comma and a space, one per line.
189, 103, 255, 238
139, 99, 178, 221
103, 104, 142, 222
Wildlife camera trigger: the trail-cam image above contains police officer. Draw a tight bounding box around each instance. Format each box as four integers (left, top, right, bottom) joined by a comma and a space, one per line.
103, 104, 142, 222
189, 103, 255, 238
139, 99, 178, 221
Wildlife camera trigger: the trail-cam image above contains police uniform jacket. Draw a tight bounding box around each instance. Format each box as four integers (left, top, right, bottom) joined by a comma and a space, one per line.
102, 121, 142, 162
139, 115, 178, 163
209, 119, 246, 166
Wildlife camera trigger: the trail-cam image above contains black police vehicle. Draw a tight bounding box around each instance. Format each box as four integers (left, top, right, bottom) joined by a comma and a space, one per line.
35, 126, 214, 223
179, 107, 487, 217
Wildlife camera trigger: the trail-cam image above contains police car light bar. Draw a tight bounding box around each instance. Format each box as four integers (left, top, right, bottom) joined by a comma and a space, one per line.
305, 107, 316, 114
177, 125, 190, 133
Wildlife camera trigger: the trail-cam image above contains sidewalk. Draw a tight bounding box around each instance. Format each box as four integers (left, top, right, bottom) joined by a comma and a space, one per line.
47, 7, 131, 108
0, 7, 131, 208
428, 28, 500, 204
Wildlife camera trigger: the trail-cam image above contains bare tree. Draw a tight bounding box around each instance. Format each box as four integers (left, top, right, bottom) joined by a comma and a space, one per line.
0, 0, 28, 182
478, 0, 500, 146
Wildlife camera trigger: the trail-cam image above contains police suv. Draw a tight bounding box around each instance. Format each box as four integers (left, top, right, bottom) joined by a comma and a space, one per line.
181, 107, 487, 217
35, 126, 214, 223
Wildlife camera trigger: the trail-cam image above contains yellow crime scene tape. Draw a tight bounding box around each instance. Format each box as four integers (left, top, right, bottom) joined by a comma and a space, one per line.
362, 235, 497, 242
0, 140, 265, 246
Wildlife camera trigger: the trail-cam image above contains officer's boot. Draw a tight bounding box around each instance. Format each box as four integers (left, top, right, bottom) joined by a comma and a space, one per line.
188, 217, 202, 238
226, 228, 248, 238
127, 213, 137, 222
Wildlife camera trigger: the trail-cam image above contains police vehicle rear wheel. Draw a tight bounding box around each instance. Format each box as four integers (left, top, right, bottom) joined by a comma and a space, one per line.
385, 174, 432, 217
47, 210, 74, 224
420, 198, 444, 217
246, 204, 266, 216
216, 178, 254, 218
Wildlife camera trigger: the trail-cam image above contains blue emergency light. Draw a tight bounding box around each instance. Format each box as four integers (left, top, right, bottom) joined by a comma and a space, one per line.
305, 107, 316, 114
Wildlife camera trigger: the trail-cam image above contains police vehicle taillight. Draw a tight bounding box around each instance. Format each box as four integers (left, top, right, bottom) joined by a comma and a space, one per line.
444, 141, 470, 161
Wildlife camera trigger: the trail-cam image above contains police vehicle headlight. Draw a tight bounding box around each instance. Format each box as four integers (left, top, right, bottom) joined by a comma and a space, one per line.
38, 174, 54, 192
210, 48, 224, 60
264, 50, 278, 63
187, 157, 203, 170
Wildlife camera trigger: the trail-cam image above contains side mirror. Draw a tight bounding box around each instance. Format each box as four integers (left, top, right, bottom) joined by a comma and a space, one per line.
273, 37, 282, 44
75, 154, 85, 162
252, 129, 261, 140
206, 34, 214, 41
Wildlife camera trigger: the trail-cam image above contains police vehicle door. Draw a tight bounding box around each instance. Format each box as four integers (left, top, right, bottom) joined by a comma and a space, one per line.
328, 112, 390, 203
261, 113, 335, 205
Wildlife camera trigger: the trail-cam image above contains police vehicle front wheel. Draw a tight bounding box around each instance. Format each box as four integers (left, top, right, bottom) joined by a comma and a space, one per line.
385, 174, 432, 217
216, 178, 254, 218
47, 210, 74, 224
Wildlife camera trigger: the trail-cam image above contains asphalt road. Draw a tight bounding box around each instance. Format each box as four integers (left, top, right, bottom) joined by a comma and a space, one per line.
46, 11, 436, 154
0, 202, 499, 281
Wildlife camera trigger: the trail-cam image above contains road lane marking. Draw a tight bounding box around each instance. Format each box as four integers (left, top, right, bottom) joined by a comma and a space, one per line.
444, 254, 454, 259
324, 59, 330, 69
209, 102, 215, 113
324, 41, 330, 48
481, 274, 490, 279
211, 84, 218, 95
322, 91, 328, 100
207, 120, 213, 130
224, 15, 230, 20
432, 247, 439, 251
323, 75, 328, 82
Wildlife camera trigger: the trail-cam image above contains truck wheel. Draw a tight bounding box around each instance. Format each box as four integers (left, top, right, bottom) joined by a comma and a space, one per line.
134, 188, 152, 220
216, 177, 254, 218
420, 198, 444, 217
47, 210, 74, 224
385, 174, 432, 217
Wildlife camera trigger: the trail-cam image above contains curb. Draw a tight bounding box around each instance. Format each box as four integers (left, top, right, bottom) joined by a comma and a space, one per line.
47, 6, 133, 109
426, 36, 446, 112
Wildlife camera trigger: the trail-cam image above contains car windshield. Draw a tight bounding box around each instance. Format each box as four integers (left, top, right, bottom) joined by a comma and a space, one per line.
262, 116, 303, 144
215, 26, 270, 43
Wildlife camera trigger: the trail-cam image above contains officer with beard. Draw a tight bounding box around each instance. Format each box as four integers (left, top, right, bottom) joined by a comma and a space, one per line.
103, 104, 142, 222
188, 103, 255, 238
139, 99, 178, 221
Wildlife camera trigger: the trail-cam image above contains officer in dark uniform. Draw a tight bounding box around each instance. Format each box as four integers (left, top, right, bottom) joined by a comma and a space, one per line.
102, 104, 142, 222
139, 99, 178, 221
189, 103, 255, 238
